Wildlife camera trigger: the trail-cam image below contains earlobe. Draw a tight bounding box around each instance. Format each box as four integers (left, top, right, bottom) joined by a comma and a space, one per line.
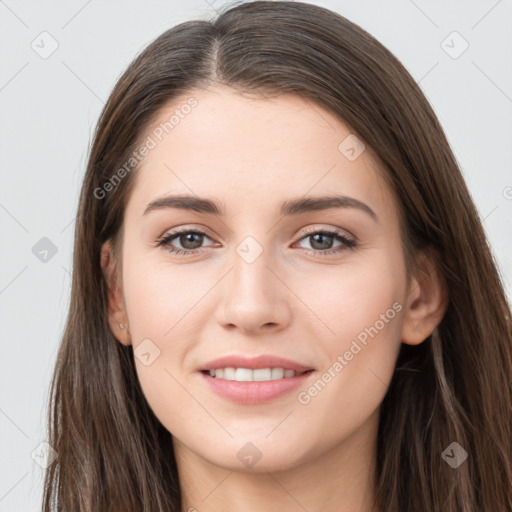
401, 250, 449, 345
100, 240, 131, 346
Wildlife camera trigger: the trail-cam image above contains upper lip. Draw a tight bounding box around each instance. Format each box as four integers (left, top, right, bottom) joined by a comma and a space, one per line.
200, 354, 314, 373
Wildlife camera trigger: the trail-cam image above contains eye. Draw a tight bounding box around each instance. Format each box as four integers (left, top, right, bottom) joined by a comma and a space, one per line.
293, 227, 356, 256
156, 227, 215, 255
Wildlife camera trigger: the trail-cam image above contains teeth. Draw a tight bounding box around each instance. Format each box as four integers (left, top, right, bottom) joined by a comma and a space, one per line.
254, 368, 272, 381
223, 367, 236, 380
271, 368, 284, 379
235, 368, 253, 381
207, 367, 304, 381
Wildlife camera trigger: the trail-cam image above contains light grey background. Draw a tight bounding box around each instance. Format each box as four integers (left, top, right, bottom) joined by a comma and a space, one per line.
1, 0, 511, 510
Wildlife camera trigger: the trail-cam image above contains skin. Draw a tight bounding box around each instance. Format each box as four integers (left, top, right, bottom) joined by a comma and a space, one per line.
101, 85, 448, 512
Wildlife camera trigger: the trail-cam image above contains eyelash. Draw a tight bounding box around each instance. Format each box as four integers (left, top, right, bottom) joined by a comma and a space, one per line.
156, 226, 356, 257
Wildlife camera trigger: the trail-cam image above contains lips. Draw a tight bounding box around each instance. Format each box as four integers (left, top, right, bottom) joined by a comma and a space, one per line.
198, 354, 316, 405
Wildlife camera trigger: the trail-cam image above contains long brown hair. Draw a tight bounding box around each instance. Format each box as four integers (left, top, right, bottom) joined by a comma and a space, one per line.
42, 1, 512, 510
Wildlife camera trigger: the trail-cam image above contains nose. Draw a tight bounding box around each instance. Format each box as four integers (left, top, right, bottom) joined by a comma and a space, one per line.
216, 246, 292, 335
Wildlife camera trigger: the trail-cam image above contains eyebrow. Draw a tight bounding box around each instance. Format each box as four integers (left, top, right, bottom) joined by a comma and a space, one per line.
143, 194, 378, 222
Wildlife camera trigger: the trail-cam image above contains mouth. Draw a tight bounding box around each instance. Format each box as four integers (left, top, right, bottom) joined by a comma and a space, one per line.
198, 354, 316, 404
200, 367, 314, 382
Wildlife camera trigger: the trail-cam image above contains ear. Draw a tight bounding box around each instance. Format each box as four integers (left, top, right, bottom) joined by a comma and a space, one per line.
100, 239, 131, 346
401, 249, 449, 345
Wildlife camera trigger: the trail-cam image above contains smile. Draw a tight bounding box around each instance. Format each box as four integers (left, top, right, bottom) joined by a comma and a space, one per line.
203, 367, 310, 381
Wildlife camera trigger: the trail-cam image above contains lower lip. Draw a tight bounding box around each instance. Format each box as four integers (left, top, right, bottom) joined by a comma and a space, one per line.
199, 370, 315, 405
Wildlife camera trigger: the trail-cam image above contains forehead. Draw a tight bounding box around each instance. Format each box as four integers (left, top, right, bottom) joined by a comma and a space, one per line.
125, 86, 396, 220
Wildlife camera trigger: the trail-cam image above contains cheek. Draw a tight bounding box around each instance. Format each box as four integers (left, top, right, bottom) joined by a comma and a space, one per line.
121, 253, 218, 410
122, 253, 204, 340
291, 257, 404, 405
121, 256, 203, 431
299, 257, 404, 410
291, 254, 404, 347
330, 271, 403, 352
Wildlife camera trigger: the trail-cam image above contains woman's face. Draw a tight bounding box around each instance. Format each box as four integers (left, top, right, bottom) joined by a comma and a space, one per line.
107, 85, 416, 472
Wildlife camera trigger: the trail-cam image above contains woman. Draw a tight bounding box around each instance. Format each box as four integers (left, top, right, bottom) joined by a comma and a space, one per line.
42, 1, 512, 511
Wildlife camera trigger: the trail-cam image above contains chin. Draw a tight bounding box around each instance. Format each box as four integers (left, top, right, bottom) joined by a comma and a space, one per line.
193, 436, 313, 474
